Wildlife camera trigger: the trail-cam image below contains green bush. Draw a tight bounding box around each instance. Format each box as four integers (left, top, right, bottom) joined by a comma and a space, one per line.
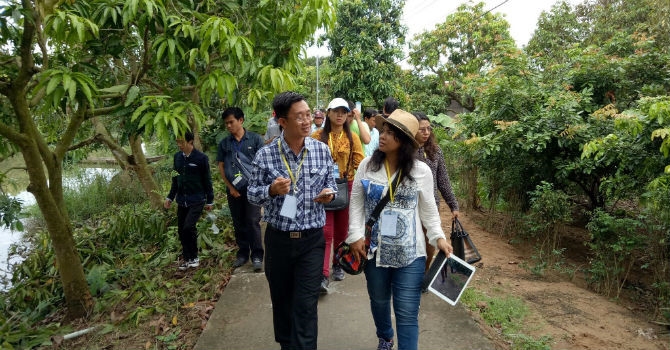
525, 181, 572, 269
586, 209, 646, 298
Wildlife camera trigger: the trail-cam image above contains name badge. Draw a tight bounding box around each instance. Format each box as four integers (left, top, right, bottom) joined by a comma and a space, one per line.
232, 175, 243, 186
381, 211, 397, 237
280, 194, 297, 219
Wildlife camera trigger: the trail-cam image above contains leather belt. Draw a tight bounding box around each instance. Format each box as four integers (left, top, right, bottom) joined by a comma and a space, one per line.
268, 225, 321, 239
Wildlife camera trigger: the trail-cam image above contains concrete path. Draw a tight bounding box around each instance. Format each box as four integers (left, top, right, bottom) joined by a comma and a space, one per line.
194, 262, 495, 350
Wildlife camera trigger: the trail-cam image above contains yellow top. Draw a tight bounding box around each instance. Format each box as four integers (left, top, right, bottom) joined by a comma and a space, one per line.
311, 129, 364, 181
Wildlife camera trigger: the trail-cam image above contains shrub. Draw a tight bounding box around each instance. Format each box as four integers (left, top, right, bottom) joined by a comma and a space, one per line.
586, 209, 646, 298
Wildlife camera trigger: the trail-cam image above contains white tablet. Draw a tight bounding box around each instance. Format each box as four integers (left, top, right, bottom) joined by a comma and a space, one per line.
426, 252, 476, 306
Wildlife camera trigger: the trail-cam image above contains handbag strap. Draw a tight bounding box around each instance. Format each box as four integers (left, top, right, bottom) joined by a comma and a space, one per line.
365, 172, 402, 237
451, 218, 468, 238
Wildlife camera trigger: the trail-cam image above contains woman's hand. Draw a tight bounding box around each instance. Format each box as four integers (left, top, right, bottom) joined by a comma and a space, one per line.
436, 237, 453, 257
349, 238, 367, 262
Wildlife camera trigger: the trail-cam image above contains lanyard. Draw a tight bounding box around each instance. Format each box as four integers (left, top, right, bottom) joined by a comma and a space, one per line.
328, 131, 344, 156
384, 159, 401, 203
278, 139, 307, 193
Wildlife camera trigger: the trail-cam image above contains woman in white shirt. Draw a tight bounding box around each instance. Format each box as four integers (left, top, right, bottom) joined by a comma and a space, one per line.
346, 109, 453, 350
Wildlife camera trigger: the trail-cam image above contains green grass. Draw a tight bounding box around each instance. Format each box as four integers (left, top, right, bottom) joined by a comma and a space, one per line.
460, 288, 553, 350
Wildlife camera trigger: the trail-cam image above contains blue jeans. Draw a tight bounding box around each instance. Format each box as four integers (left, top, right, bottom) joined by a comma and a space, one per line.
364, 256, 426, 350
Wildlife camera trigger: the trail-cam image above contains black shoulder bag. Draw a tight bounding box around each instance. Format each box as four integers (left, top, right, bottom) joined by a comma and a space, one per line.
324, 145, 355, 211
335, 173, 401, 275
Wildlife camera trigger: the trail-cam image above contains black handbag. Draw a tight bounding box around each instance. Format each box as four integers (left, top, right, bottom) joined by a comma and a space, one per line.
324, 178, 349, 211
324, 145, 354, 211
335, 173, 401, 274
450, 218, 482, 264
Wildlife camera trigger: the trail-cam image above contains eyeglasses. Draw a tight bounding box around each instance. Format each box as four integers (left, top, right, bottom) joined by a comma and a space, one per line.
418, 127, 432, 133
294, 115, 313, 124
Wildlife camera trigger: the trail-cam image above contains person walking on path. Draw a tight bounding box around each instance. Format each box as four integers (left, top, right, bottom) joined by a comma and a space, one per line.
164, 131, 214, 271
347, 100, 371, 146
312, 97, 365, 293
216, 107, 265, 271
381, 96, 399, 117
346, 109, 453, 350
363, 108, 380, 157
311, 109, 325, 133
248, 91, 337, 350
414, 112, 460, 272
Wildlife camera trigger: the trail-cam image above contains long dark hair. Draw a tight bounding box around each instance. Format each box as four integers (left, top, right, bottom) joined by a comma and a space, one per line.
367, 123, 415, 182
320, 109, 354, 172
414, 112, 438, 161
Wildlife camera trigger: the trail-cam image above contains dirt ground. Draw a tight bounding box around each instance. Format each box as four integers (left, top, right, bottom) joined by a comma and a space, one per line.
453, 209, 669, 350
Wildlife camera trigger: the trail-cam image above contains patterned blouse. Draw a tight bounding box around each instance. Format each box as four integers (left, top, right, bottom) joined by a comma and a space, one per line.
416, 146, 459, 212
346, 158, 446, 268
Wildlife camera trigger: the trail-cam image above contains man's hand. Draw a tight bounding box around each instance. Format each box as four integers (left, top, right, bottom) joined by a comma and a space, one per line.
205, 204, 213, 211
269, 177, 291, 196
164, 199, 172, 209
229, 187, 241, 198
313, 189, 336, 203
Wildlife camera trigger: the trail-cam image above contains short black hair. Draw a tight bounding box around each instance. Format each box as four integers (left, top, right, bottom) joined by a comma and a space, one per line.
272, 92, 305, 119
222, 107, 244, 121
363, 108, 378, 120
184, 130, 194, 142
383, 97, 399, 115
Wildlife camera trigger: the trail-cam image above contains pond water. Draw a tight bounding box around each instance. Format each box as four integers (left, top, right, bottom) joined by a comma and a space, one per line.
0, 168, 117, 290
0, 191, 35, 289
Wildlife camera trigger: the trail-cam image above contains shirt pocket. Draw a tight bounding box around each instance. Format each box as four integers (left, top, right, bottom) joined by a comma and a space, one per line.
308, 166, 329, 186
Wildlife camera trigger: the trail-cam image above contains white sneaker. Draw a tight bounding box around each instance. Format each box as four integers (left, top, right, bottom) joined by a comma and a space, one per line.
188, 258, 200, 268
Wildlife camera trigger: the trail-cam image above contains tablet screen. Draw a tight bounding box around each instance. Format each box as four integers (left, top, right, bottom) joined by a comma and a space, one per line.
426, 253, 476, 306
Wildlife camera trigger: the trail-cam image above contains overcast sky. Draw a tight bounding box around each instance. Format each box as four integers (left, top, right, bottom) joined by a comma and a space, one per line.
307, 0, 582, 57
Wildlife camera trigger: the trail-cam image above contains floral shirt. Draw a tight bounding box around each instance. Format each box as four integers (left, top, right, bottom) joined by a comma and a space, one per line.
416, 146, 459, 212
311, 129, 364, 181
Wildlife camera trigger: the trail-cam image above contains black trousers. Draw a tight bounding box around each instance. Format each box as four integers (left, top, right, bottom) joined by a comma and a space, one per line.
227, 189, 263, 261
177, 203, 204, 261
264, 225, 325, 350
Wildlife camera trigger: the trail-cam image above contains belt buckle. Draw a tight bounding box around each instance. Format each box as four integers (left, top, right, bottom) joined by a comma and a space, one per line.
289, 231, 301, 239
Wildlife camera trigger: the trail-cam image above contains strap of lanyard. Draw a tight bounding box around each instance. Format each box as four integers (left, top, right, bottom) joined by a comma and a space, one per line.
278, 139, 306, 193
384, 159, 402, 203
328, 131, 344, 155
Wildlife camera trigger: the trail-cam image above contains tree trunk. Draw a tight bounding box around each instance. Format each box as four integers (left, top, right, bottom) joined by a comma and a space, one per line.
0, 3, 94, 320
92, 119, 164, 209
128, 134, 164, 209
22, 141, 93, 320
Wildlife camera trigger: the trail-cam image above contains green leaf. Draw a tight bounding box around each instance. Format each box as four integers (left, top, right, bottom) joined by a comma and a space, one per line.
125, 86, 140, 107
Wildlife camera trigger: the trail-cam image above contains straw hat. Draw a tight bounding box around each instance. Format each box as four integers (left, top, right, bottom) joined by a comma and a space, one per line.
379, 109, 420, 148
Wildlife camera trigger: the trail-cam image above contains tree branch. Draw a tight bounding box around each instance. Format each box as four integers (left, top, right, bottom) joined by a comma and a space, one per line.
54, 105, 87, 161
67, 136, 99, 152
87, 102, 124, 118
0, 121, 29, 145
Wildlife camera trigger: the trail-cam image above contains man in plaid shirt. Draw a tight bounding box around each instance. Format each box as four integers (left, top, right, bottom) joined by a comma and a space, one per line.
248, 91, 337, 350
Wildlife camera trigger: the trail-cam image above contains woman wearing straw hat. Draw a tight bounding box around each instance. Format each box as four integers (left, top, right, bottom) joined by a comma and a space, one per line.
345, 109, 453, 350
